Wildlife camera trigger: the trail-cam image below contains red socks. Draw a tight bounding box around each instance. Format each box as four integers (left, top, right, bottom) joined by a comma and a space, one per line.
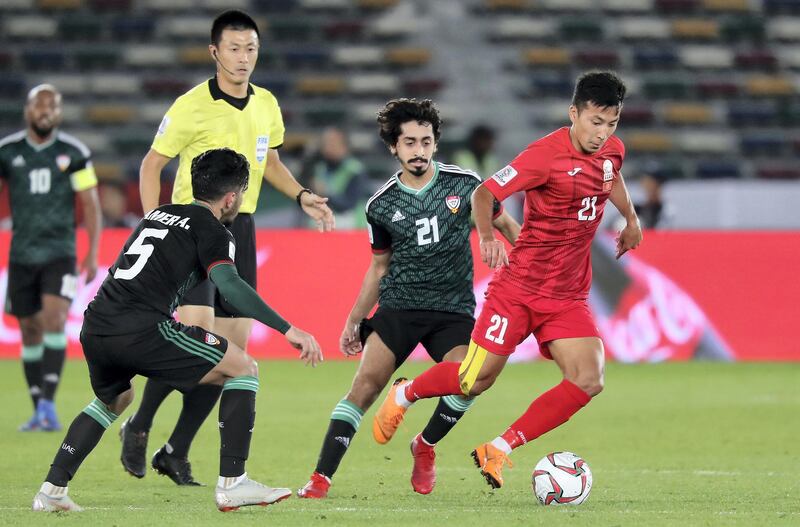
501, 379, 591, 450
405, 362, 462, 402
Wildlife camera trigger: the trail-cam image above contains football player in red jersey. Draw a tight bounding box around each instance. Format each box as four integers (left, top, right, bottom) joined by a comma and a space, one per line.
372, 71, 642, 489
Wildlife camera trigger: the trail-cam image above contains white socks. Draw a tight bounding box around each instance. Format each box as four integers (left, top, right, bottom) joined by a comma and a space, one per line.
39, 482, 68, 497
217, 472, 247, 489
394, 381, 412, 409
490, 437, 512, 455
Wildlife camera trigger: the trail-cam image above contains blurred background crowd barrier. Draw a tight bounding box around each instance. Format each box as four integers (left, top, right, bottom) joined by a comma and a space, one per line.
0, 230, 796, 361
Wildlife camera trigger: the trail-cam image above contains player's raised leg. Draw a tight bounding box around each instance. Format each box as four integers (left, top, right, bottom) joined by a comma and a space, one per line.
475, 337, 601, 489
200, 343, 291, 512
373, 340, 508, 444
298, 332, 395, 498
33, 388, 133, 511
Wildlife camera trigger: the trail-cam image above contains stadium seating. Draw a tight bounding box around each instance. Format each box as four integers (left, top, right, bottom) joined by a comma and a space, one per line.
0, 0, 796, 194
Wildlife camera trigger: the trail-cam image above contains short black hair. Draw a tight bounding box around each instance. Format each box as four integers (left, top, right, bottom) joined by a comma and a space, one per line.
572, 71, 626, 112
211, 10, 260, 46
191, 148, 249, 202
377, 98, 442, 148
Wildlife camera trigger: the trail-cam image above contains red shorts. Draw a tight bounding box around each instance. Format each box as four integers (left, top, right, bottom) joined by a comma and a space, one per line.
470, 288, 600, 359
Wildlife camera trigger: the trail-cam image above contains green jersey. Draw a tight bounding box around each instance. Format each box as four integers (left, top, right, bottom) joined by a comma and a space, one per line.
0, 130, 97, 264
366, 162, 502, 316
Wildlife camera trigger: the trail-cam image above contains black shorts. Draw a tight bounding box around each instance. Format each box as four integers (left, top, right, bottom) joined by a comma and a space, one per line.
180, 213, 257, 317
359, 306, 475, 368
5, 257, 77, 318
80, 320, 229, 405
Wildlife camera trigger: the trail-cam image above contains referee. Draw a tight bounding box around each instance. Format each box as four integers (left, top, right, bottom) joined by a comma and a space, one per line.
121, 10, 334, 485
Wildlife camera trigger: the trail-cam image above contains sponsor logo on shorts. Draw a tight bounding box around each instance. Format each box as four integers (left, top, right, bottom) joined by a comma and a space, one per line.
205, 333, 220, 346
492, 165, 518, 187
445, 195, 461, 214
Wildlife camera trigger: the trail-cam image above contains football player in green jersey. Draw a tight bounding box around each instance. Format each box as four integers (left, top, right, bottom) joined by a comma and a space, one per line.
0, 84, 101, 432
298, 99, 520, 498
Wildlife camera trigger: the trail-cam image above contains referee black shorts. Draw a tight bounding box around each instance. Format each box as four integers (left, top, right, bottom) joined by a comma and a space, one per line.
359, 306, 475, 369
180, 212, 257, 317
81, 320, 229, 405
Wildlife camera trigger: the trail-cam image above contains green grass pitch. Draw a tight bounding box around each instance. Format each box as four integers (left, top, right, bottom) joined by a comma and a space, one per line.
0, 359, 797, 526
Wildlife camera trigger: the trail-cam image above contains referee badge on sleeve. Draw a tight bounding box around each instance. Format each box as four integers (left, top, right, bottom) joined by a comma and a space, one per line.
157, 116, 169, 136
256, 135, 269, 163
446, 195, 461, 214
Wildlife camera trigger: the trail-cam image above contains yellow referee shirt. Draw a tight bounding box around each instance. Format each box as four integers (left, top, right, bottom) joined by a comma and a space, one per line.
151, 77, 285, 214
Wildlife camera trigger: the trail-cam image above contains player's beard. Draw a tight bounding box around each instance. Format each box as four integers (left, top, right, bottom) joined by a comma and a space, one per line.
405, 157, 429, 177
31, 120, 54, 140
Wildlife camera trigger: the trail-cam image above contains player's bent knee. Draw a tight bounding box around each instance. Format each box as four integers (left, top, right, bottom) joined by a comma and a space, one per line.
238, 355, 258, 378
570, 373, 604, 397
109, 387, 134, 415
464, 373, 496, 397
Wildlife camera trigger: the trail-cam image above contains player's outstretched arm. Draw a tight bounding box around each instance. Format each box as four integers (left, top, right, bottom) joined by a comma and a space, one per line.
340, 251, 391, 356
209, 263, 323, 366
139, 149, 172, 214
265, 148, 335, 232
492, 209, 521, 246
472, 185, 508, 268
77, 187, 102, 282
608, 172, 642, 259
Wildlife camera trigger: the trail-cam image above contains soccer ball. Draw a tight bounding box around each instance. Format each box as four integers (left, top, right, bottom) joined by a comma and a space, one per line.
531, 452, 592, 505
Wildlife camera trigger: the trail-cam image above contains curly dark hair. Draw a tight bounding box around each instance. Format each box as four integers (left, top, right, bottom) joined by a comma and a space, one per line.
377, 98, 442, 147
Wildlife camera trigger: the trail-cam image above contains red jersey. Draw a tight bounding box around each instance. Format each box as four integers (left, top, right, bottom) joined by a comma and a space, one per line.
483, 127, 625, 300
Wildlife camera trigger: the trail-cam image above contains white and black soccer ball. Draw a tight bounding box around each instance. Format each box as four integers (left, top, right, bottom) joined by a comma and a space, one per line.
531, 452, 592, 506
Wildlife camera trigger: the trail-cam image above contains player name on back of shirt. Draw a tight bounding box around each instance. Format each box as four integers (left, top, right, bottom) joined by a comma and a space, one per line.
144, 208, 191, 230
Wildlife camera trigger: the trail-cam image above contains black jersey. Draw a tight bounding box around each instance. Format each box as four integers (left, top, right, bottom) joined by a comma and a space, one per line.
83, 204, 234, 335
0, 130, 97, 264
366, 162, 501, 316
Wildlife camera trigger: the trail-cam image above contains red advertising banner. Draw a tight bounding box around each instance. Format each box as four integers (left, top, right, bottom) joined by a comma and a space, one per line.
0, 229, 797, 361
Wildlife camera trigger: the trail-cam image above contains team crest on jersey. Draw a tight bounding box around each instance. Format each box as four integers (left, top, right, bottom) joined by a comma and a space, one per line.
56, 154, 71, 172
255, 135, 269, 163
204, 333, 220, 346
445, 195, 461, 214
602, 159, 614, 191
492, 165, 517, 187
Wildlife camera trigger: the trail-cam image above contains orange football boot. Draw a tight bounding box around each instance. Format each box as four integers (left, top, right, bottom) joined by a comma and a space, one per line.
372, 378, 409, 444
471, 442, 513, 489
